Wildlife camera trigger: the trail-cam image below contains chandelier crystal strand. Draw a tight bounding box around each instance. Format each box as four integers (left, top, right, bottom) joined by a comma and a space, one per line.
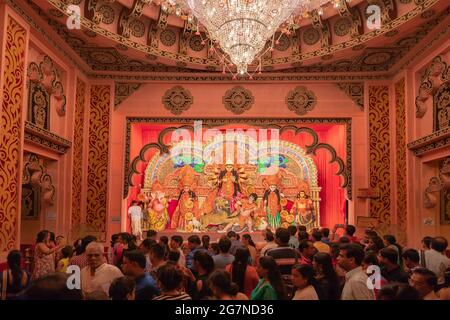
162, 0, 331, 75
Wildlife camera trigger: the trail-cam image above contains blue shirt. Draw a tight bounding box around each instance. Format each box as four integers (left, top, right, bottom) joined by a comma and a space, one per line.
135, 272, 160, 300
186, 247, 209, 270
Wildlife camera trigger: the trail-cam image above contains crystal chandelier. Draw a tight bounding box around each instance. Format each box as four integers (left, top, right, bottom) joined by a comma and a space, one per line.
160, 0, 332, 76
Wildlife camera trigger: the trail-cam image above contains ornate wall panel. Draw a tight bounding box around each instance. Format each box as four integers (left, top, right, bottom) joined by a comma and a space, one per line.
395, 78, 407, 244
0, 17, 27, 253
368, 86, 391, 234
434, 82, 449, 131
86, 85, 111, 241
71, 78, 86, 229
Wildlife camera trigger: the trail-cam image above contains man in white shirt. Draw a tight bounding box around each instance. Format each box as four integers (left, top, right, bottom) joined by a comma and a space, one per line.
338, 243, 375, 300
128, 200, 143, 240
81, 242, 123, 298
170, 235, 186, 267
422, 237, 450, 285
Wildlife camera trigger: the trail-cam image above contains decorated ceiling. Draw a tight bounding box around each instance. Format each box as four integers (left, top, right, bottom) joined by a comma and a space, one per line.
14, 0, 450, 79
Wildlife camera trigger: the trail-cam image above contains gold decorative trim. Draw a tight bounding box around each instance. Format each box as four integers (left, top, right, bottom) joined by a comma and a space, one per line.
162, 86, 193, 115
336, 82, 364, 110
407, 127, 450, 156
368, 85, 391, 234
416, 55, 448, 118
45, 0, 441, 69
24, 121, 72, 154
395, 78, 407, 244
115, 82, 141, 108
285, 86, 317, 115
222, 86, 254, 115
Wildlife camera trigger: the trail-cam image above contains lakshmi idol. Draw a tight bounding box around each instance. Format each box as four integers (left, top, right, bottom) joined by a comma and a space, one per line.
262, 175, 284, 230
147, 181, 169, 231
290, 190, 314, 226
170, 167, 199, 231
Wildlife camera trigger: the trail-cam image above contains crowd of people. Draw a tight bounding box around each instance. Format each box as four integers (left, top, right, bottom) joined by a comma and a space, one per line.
1, 225, 449, 301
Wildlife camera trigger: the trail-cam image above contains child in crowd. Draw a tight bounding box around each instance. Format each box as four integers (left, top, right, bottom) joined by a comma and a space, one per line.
57, 245, 74, 273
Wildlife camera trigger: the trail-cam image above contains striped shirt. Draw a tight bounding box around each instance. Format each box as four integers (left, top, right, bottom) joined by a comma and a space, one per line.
153, 292, 192, 300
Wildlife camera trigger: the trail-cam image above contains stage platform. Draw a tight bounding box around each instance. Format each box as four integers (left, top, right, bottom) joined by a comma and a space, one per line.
149, 230, 266, 243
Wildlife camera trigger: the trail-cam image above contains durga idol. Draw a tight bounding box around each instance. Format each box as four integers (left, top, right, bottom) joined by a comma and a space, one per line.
216, 163, 244, 212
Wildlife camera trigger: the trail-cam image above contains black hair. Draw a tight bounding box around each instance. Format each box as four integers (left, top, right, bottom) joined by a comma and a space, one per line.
292, 264, 323, 300
218, 237, 231, 253
156, 263, 184, 291
141, 238, 157, 250
171, 235, 184, 246
264, 229, 275, 242
365, 230, 379, 238
159, 236, 169, 245
431, 236, 448, 253
80, 235, 97, 254
61, 245, 73, 259
298, 231, 309, 241
218, 169, 241, 197
312, 230, 323, 242
321, 228, 330, 238
383, 235, 397, 245
339, 236, 350, 244
193, 251, 214, 274
123, 250, 147, 269
210, 243, 220, 255
149, 243, 166, 260
208, 270, 239, 297
242, 234, 256, 247
298, 226, 307, 233
287, 225, 297, 236
147, 230, 158, 238
312, 253, 340, 300
298, 239, 313, 253
259, 256, 288, 300
367, 235, 385, 253
421, 236, 433, 249
275, 228, 290, 244
168, 250, 181, 263
231, 248, 250, 294
345, 225, 356, 236
378, 283, 420, 300
36, 230, 49, 243
226, 231, 237, 239
110, 234, 119, 247
340, 243, 365, 266
177, 189, 196, 202
362, 252, 379, 266
402, 249, 420, 263
188, 235, 201, 245
49, 232, 56, 243
25, 273, 83, 300
379, 247, 399, 265
7, 250, 24, 292
263, 188, 281, 209
109, 276, 135, 300
412, 267, 438, 289
202, 235, 211, 250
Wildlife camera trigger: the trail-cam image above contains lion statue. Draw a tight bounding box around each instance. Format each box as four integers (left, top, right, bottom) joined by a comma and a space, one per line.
200, 197, 237, 230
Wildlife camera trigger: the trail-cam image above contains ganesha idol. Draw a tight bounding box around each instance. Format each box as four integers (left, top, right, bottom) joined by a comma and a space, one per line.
147, 181, 169, 231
